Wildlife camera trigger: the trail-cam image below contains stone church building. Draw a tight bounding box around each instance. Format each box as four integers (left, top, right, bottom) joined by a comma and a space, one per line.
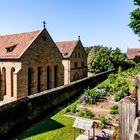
0, 28, 64, 101
0, 27, 87, 103
56, 38, 87, 84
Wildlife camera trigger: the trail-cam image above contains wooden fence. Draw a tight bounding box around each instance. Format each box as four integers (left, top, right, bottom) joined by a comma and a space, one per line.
119, 75, 140, 140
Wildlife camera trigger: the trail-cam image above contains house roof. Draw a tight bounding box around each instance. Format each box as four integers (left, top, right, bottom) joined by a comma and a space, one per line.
0, 29, 43, 59
56, 40, 79, 58
127, 48, 140, 59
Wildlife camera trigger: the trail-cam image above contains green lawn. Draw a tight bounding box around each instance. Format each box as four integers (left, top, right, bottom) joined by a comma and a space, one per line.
17, 105, 79, 140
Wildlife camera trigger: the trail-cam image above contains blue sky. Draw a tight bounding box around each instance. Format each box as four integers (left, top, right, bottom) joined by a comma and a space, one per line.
0, 0, 139, 52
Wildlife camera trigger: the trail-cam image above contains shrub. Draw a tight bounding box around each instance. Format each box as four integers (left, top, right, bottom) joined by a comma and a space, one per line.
98, 83, 110, 93
77, 109, 94, 119
88, 96, 96, 104
69, 103, 77, 113
108, 73, 116, 83
82, 88, 102, 104
77, 109, 85, 117
98, 122, 106, 129
96, 116, 108, 129
114, 90, 124, 102
109, 105, 119, 114
121, 85, 129, 93
83, 109, 94, 119
84, 87, 91, 96
63, 103, 77, 114
98, 116, 108, 124
81, 95, 89, 103
96, 88, 107, 96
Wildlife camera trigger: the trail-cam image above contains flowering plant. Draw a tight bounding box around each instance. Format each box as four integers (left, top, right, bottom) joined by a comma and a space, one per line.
81, 95, 89, 101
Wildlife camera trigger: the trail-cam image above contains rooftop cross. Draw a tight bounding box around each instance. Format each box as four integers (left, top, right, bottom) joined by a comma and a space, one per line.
43, 20, 46, 28
78, 36, 80, 40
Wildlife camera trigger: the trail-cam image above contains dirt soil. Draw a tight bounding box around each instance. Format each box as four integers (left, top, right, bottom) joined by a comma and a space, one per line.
78, 95, 119, 125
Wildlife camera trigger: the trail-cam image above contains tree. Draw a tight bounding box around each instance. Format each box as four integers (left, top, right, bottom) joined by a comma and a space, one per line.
129, 0, 140, 37
88, 45, 104, 71
88, 46, 127, 73
88, 47, 114, 73
111, 48, 125, 69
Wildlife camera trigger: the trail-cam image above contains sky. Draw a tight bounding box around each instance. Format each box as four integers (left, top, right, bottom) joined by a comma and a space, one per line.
0, 0, 139, 52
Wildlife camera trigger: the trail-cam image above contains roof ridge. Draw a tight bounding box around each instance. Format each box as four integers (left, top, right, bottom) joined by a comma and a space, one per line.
127, 48, 140, 49
56, 40, 78, 43
0, 29, 43, 37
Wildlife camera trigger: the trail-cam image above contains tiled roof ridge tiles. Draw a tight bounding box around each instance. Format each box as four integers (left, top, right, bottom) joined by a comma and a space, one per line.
0, 29, 42, 37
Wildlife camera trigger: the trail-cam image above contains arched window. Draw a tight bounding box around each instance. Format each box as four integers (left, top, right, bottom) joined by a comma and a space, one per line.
81, 61, 84, 67
73, 75, 76, 81
83, 72, 86, 77
79, 52, 80, 58
74, 62, 78, 68
75, 53, 77, 58
28, 68, 32, 95
47, 66, 50, 89
77, 75, 79, 80
37, 67, 42, 92
54, 65, 58, 88
11, 67, 15, 97
2, 67, 6, 95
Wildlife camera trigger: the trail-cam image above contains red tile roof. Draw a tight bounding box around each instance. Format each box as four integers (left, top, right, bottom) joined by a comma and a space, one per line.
0, 29, 43, 59
127, 48, 140, 59
56, 40, 79, 58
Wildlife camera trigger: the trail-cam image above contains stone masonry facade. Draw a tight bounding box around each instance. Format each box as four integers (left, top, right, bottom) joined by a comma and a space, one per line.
69, 41, 87, 83
0, 28, 87, 103
0, 28, 64, 102
56, 39, 87, 84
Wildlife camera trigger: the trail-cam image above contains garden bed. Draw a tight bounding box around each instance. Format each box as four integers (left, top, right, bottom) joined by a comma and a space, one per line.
17, 65, 140, 140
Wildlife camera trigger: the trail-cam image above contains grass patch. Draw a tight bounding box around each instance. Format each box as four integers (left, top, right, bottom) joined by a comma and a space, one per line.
17, 106, 79, 140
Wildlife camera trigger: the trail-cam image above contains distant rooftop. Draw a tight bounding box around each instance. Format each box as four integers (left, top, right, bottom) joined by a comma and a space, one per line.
127, 48, 140, 59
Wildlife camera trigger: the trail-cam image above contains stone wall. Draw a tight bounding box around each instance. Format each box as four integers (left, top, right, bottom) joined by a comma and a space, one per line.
0, 70, 115, 138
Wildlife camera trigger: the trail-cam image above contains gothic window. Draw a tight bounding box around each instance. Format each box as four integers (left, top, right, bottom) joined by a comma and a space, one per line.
83, 72, 86, 77
74, 62, 78, 68
11, 67, 15, 97
75, 53, 77, 58
81, 61, 84, 67
2, 67, 6, 95
54, 65, 58, 88
79, 52, 80, 58
73, 75, 76, 81
77, 75, 79, 80
28, 68, 32, 95
47, 66, 50, 89
37, 67, 42, 92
